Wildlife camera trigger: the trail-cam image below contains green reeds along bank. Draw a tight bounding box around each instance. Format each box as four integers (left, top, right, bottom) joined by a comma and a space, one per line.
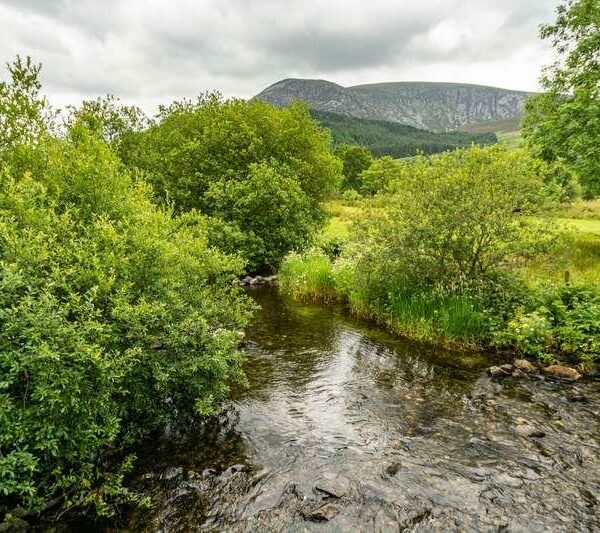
279, 252, 489, 348
279, 252, 338, 302
381, 291, 489, 346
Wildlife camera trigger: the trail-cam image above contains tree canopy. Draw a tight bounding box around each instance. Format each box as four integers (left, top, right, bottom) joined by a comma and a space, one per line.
523, 0, 600, 197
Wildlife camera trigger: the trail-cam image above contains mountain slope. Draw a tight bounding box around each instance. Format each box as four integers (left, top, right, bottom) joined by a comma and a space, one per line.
311, 110, 497, 158
256, 78, 534, 132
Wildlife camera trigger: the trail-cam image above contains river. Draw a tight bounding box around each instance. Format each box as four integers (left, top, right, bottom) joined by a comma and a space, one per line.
110, 287, 600, 531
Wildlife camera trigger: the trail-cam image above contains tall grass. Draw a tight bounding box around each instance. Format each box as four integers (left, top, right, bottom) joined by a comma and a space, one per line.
383, 291, 488, 345
279, 252, 338, 302
279, 252, 489, 348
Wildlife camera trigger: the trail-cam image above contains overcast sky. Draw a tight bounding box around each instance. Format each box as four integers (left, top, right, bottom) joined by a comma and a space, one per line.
0, 0, 560, 113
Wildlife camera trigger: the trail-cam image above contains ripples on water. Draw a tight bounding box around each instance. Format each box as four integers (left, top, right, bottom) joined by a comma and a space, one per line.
107, 288, 600, 531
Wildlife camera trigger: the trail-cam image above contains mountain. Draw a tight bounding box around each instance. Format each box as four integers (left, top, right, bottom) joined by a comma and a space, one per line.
311, 110, 497, 158
256, 78, 534, 132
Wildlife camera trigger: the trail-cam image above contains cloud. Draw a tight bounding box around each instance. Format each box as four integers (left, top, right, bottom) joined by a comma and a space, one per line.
0, 0, 560, 113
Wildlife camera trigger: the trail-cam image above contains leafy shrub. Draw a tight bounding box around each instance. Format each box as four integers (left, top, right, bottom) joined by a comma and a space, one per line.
491, 283, 600, 361
358, 156, 404, 195
0, 128, 252, 516
370, 146, 554, 286
494, 309, 555, 359
123, 96, 342, 271
204, 162, 324, 271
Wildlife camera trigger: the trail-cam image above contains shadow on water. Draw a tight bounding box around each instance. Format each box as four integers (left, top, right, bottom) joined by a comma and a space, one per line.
69, 287, 600, 531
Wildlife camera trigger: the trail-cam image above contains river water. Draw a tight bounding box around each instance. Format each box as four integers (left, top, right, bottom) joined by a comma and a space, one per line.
123, 287, 599, 531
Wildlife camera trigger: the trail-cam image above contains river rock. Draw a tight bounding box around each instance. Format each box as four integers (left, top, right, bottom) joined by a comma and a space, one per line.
488, 364, 513, 378
305, 503, 341, 522
513, 359, 537, 373
315, 477, 350, 499
542, 365, 582, 381
515, 424, 546, 438
241, 276, 253, 285
162, 466, 183, 480
567, 392, 588, 403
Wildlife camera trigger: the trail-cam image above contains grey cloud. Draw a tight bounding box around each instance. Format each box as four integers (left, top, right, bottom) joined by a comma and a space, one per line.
0, 0, 560, 111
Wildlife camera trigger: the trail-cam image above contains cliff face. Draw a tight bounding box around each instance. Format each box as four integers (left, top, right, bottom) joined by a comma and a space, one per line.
256, 79, 534, 132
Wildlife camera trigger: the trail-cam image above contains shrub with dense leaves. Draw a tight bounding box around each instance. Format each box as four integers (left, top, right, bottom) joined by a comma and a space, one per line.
0, 126, 252, 516
123, 96, 342, 271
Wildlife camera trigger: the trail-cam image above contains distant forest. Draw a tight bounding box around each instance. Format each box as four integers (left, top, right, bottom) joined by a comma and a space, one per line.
311, 110, 497, 157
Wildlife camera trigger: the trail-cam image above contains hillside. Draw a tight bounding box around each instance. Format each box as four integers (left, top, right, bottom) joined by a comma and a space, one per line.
311, 110, 497, 158
256, 78, 534, 132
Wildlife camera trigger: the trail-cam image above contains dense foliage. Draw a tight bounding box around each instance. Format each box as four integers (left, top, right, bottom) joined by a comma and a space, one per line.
523, 0, 600, 198
0, 60, 252, 518
311, 110, 497, 158
123, 97, 342, 271
280, 146, 600, 361
333, 144, 373, 190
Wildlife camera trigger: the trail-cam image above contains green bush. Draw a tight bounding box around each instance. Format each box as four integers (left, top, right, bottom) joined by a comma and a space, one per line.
123, 96, 342, 271
204, 162, 325, 271
0, 128, 252, 516
494, 284, 600, 361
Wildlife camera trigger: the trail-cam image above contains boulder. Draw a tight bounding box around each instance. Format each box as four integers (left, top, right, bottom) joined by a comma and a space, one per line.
488, 364, 513, 378
542, 365, 582, 381
513, 359, 537, 373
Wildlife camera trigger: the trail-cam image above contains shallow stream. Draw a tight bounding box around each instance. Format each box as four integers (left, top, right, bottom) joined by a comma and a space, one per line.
120, 287, 599, 531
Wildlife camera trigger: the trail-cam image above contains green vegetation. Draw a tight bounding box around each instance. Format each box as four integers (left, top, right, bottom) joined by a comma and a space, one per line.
121, 97, 342, 272
523, 0, 600, 198
334, 143, 373, 190
0, 57, 343, 521
2, 0, 600, 522
311, 110, 497, 158
281, 145, 600, 362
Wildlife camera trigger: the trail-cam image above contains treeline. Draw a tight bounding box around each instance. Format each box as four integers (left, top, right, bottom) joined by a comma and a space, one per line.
311, 109, 497, 158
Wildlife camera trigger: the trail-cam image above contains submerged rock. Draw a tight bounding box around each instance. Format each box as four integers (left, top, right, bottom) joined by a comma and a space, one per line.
315, 477, 350, 499
515, 424, 546, 438
305, 503, 341, 522
543, 365, 582, 381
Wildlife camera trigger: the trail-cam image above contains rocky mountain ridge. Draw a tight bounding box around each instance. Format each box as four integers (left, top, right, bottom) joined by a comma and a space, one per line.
256, 78, 534, 132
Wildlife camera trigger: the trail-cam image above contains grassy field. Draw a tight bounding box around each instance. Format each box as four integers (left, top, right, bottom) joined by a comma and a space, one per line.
521, 215, 600, 285
459, 117, 523, 149
496, 130, 522, 149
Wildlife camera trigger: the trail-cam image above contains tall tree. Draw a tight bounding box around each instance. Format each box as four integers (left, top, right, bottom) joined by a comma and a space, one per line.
523, 0, 600, 197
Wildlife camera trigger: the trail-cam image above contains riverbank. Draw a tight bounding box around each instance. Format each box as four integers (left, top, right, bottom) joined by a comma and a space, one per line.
279, 196, 600, 366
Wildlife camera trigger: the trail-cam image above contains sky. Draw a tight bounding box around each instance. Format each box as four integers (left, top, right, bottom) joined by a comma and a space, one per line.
0, 0, 560, 113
